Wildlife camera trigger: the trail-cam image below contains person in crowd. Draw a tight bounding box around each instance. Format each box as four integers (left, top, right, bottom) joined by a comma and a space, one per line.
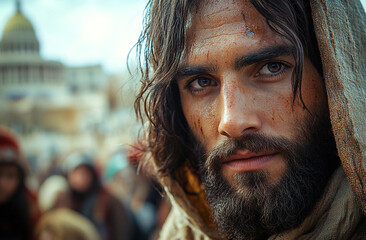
53, 151, 137, 240
0, 126, 41, 240
104, 148, 160, 240
134, 0, 366, 239
36, 174, 101, 240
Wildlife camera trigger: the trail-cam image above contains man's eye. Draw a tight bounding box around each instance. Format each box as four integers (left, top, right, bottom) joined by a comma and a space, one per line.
196, 78, 212, 87
188, 77, 217, 91
257, 62, 286, 76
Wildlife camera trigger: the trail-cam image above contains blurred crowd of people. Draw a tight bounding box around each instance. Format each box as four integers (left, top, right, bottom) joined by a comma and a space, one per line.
0, 125, 171, 240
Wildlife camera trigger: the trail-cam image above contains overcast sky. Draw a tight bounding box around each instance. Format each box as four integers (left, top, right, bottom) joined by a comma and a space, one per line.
0, 0, 146, 74
0, 0, 365, 74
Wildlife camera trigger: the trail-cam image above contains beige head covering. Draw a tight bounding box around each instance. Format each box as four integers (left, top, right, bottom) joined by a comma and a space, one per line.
310, 0, 366, 214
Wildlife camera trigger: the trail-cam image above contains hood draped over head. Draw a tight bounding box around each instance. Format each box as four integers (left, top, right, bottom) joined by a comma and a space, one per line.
310, 0, 366, 214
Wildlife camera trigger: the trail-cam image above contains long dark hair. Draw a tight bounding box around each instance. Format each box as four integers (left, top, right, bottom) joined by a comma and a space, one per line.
134, 0, 322, 177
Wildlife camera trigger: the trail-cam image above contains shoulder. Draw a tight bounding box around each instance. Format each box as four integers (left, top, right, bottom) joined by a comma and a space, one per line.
25, 188, 41, 223
158, 205, 211, 240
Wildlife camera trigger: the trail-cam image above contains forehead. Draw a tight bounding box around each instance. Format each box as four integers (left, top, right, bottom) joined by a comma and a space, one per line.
190, 0, 260, 31
185, 0, 284, 60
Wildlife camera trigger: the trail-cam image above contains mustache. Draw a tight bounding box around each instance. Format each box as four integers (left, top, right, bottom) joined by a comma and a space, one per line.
203, 133, 294, 170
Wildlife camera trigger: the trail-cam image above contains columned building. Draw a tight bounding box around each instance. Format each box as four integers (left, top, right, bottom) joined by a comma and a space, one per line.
0, 1, 137, 175
0, 2, 109, 135
0, 3, 64, 99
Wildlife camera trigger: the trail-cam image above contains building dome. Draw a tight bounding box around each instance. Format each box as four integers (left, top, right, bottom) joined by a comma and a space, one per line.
0, 9, 40, 55
3, 11, 35, 34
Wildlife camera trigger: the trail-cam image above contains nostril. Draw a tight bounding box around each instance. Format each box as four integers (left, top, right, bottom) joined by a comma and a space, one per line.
244, 127, 257, 132
219, 129, 231, 138
218, 115, 262, 139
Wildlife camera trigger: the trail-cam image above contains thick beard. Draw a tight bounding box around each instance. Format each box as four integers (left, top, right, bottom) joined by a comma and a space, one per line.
194, 112, 339, 240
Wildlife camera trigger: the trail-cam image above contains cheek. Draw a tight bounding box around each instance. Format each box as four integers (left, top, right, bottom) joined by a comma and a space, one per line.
299, 61, 328, 114
266, 68, 326, 139
260, 86, 307, 140
269, 95, 293, 124
303, 78, 327, 110
181, 97, 218, 145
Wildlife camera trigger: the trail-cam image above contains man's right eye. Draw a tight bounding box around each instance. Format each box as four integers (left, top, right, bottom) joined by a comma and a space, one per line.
186, 77, 217, 93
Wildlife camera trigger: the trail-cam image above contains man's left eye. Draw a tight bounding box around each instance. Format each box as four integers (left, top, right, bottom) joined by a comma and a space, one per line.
257, 62, 286, 76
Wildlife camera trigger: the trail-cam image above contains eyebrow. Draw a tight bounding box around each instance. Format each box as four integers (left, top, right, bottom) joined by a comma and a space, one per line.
234, 44, 295, 70
176, 44, 295, 79
176, 65, 217, 79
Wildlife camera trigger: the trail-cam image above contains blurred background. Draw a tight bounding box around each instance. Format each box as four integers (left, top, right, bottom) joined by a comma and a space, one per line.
0, 0, 145, 179
0, 1, 172, 239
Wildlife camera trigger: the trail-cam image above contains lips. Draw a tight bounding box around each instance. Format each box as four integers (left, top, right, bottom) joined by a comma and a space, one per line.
222, 150, 279, 172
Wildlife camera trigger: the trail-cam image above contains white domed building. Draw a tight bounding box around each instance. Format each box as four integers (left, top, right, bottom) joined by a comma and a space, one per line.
0, 2, 112, 161
0, 3, 64, 99
0, 1, 143, 183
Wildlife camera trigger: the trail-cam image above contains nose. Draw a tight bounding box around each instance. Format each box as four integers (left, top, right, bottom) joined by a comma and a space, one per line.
218, 79, 262, 138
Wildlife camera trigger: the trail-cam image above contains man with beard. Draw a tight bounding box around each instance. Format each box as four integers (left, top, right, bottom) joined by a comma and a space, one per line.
134, 0, 366, 239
